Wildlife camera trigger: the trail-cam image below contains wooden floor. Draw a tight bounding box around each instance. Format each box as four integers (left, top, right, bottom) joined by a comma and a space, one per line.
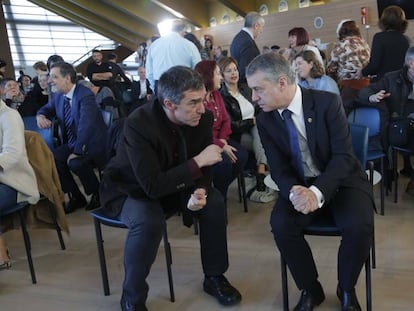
1, 173, 413, 311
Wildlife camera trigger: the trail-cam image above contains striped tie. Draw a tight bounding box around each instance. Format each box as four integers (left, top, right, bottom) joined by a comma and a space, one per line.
64, 96, 75, 145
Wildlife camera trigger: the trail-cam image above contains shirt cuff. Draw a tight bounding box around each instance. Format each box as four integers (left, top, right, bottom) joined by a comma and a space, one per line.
309, 185, 325, 208
188, 158, 203, 180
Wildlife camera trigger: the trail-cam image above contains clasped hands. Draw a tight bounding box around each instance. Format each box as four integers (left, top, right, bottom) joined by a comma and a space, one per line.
289, 185, 318, 215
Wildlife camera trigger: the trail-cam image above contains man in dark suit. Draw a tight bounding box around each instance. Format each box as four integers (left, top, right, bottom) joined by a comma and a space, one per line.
100, 66, 241, 311
246, 53, 374, 311
37, 62, 107, 213
129, 66, 153, 113
230, 11, 264, 84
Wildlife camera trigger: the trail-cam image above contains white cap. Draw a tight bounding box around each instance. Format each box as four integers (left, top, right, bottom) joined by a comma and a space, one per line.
336, 19, 352, 38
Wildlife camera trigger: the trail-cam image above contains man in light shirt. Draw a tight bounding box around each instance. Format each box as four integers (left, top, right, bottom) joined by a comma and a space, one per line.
145, 19, 201, 93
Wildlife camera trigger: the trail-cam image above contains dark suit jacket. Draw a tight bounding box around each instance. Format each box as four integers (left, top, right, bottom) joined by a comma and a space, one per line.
100, 100, 214, 225
230, 30, 260, 82
37, 83, 107, 159
130, 79, 153, 102
257, 87, 372, 205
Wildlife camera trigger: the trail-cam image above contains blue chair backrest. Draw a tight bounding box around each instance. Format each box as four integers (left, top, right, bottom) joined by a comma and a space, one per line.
348, 107, 381, 137
349, 123, 369, 167
22, 116, 55, 150
101, 109, 113, 128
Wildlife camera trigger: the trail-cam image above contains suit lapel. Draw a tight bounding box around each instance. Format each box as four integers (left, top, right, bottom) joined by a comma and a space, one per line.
301, 88, 317, 156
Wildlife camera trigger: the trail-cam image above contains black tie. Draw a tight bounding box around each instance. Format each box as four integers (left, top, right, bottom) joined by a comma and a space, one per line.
63, 96, 75, 145
282, 109, 304, 179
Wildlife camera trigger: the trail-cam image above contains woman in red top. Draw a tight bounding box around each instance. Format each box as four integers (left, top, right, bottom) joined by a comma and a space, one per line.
195, 60, 248, 201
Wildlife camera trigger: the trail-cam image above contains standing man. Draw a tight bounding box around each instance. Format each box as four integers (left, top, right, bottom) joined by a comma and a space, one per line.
246, 53, 373, 311
107, 53, 131, 84
230, 11, 264, 85
87, 49, 114, 89
100, 66, 241, 310
145, 19, 201, 93
37, 62, 107, 213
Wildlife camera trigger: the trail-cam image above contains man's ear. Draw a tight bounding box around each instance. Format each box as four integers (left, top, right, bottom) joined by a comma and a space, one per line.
164, 98, 176, 111
278, 75, 288, 89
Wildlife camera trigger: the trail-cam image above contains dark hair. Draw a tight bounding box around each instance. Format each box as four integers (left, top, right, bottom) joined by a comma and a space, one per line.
217, 56, 238, 75
338, 20, 361, 40
295, 50, 324, 79
33, 61, 47, 71
92, 49, 103, 54
194, 60, 217, 92
47, 54, 64, 70
271, 45, 280, 50
0, 59, 6, 68
379, 5, 408, 33
288, 27, 310, 46
50, 62, 77, 84
157, 66, 204, 105
107, 53, 117, 61
184, 32, 202, 50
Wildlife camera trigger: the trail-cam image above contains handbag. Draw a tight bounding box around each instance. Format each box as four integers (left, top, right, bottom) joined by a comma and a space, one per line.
388, 117, 414, 147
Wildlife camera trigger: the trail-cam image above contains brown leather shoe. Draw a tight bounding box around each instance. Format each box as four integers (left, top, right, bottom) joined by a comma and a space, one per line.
405, 178, 414, 196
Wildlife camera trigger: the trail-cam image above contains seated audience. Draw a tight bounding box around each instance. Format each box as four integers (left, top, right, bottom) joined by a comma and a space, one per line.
358, 46, 414, 195
0, 92, 40, 269
99, 66, 242, 310
218, 56, 276, 203
195, 60, 248, 201
288, 27, 324, 70
295, 50, 340, 95
37, 62, 107, 213
246, 52, 373, 311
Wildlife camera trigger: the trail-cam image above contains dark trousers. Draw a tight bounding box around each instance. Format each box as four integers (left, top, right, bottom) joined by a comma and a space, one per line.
212, 139, 248, 199
119, 188, 229, 306
270, 187, 373, 292
53, 144, 100, 195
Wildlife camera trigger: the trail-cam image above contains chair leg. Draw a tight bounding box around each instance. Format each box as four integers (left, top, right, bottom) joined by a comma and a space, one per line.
365, 253, 372, 311
237, 174, 242, 203
47, 202, 66, 250
93, 218, 110, 296
193, 217, 199, 235
239, 173, 248, 213
280, 255, 289, 311
163, 224, 175, 302
371, 228, 376, 269
379, 158, 385, 215
393, 149, 398, 203
18, 209, 37, 284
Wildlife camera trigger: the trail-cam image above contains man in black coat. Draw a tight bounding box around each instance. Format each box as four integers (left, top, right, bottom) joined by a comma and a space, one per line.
246, 53, 374, 311
100, 66, 241, 311
230, 11, 264, 84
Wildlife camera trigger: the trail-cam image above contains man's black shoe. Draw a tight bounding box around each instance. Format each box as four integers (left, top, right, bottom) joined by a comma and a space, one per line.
337, 285, 362, 311
64, 193, 87, 214
293, 286, 325, 311
85, 192, 100, 211
120, 295, 148, 311
203, 275, 242, 306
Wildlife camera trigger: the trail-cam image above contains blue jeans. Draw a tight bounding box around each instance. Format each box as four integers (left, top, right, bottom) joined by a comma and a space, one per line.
0, 184, 17, 212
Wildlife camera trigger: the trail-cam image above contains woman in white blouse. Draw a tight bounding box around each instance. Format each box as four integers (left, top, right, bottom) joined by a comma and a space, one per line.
0, 96, 39, 269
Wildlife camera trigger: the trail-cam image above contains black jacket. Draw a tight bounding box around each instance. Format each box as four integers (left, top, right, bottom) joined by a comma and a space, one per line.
220, 83, 258, 142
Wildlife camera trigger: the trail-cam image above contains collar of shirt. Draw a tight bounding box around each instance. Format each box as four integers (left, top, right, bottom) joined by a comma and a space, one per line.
277, 86, 306, 137
64, 84, 76, 104
242, 27, 254, 40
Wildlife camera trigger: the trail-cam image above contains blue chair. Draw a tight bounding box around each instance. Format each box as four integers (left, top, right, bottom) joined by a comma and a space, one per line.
91, 208, 175, 302
280, 123, 373, 311
22, 116, 56, 150
348, 107, 386, 215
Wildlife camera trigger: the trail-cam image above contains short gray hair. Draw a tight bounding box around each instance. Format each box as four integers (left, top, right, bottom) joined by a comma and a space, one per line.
405, 46, 414, 65
246, 53, 295, 84
244, 12, 264, 28
157, 66, 204, 105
